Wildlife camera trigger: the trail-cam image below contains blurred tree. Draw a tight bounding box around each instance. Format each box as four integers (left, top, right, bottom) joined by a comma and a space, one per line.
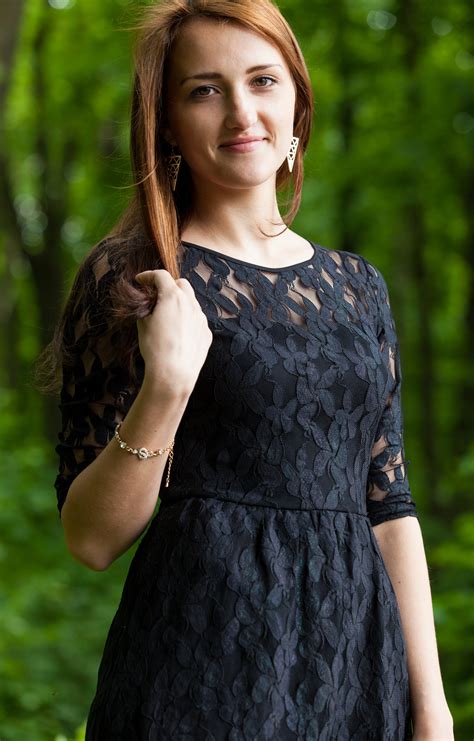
0, 0, 25, 389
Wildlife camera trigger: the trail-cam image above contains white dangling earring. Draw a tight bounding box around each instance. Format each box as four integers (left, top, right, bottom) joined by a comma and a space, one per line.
166, 145, 182, 191
286, 136, 299, 173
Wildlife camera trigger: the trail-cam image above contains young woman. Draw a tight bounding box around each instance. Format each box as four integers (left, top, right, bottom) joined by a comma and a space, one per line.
48, 0, 453, 738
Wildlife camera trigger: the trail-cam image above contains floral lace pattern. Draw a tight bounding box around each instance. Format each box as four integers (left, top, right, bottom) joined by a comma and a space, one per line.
55, 238, 417, 739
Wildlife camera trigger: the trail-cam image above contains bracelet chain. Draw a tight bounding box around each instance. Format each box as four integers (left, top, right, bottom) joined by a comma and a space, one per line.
113, 421, 175, 487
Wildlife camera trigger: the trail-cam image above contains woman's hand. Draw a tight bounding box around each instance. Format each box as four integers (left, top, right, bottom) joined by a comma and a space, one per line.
135, 269, 213, 398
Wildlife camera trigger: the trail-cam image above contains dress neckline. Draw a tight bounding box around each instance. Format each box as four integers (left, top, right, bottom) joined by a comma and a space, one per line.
181, 239, 318, 273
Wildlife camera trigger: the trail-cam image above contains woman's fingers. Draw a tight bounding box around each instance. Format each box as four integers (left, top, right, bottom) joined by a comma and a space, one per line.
175, 277, 196, 298
135, 271, 199, 306
135, 269, 174, 287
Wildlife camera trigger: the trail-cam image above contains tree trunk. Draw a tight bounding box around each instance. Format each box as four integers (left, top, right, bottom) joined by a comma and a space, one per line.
333, 3, 357, 254
0, 0, 25, 389
398, 0, 439, 515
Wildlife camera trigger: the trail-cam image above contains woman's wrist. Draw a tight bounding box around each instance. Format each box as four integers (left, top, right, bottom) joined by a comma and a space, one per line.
141, 370, 192, 403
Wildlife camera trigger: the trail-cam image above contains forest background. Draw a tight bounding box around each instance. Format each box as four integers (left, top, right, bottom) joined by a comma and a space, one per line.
0, 0, 473, 739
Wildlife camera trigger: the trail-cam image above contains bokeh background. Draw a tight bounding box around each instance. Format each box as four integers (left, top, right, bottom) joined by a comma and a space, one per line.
0, 0, 473, 738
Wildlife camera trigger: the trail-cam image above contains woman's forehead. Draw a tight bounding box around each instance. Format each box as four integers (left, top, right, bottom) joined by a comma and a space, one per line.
168, 16, 287, 79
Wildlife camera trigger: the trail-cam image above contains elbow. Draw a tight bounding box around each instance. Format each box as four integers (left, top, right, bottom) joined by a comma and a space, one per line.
86, 558, 112, 572
67, 539, 113, 571
60, 493, 113, 571
61, 517, 112, 572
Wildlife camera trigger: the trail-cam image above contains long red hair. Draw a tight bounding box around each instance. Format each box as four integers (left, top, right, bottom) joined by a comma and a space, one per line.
36, 0, 314, 393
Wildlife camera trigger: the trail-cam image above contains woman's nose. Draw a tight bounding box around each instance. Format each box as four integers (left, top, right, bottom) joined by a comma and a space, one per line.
224, 90, 258, 130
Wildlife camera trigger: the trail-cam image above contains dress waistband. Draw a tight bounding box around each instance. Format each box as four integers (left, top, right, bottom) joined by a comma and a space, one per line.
158, 492, 369, 518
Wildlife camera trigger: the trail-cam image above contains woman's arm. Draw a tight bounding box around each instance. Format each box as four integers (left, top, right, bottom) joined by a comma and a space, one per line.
61, 380, 191, 571
373, 516, 454, 740
55, 253, 212, 572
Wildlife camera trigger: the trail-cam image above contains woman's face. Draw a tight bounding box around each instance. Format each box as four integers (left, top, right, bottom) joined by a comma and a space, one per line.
163, 17, 297, 191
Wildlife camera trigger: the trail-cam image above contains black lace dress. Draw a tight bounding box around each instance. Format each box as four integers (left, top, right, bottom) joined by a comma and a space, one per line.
55, 238, 418, 740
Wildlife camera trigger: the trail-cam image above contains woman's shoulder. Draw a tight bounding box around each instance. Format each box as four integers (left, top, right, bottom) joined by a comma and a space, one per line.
316, 242, 385, 286
61, 234, 146, 379
74, 235, 124, 291
65, 233, 143, 344
315, 243, 393, 327
68, 232, 147, 318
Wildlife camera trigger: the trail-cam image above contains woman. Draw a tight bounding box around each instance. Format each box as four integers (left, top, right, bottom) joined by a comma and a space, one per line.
48, 0, 453, 738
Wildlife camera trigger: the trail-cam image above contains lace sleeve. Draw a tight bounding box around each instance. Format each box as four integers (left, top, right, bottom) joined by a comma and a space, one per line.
54, 248, 141, 518
363, 259, 418, 527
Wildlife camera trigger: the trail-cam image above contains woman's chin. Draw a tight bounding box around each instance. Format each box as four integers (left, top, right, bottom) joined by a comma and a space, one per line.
211, 166, 278, 190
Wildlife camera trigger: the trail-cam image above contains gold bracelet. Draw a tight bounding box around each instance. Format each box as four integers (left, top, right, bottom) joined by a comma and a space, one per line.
114, 421, 175, 488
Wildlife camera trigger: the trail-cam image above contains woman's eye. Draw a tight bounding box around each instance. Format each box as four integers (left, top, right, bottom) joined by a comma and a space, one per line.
253, 75, 277, 87
191, 85, 212, 98
191, 75, 276, 98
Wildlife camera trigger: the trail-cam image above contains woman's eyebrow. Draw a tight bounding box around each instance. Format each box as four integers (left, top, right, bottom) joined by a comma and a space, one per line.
180, 63, 283, 86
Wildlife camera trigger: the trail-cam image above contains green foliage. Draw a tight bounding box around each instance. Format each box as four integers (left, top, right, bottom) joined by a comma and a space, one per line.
0, 394, 137, 738
0, 443, 137, 741
54, 720, 86, 741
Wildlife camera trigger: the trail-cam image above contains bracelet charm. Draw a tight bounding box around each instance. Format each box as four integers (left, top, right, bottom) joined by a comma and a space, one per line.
114, 422, 175, 487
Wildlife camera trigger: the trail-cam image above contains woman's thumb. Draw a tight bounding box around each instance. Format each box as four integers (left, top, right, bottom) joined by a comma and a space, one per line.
135, 271, 153, 284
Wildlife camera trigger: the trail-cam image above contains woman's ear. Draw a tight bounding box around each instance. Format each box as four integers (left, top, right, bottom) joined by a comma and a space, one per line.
161, 125, 177, 148
162, 131, 172, 146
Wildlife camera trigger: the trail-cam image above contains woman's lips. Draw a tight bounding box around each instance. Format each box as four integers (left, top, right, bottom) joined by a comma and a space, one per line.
220, 139, 266, 153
